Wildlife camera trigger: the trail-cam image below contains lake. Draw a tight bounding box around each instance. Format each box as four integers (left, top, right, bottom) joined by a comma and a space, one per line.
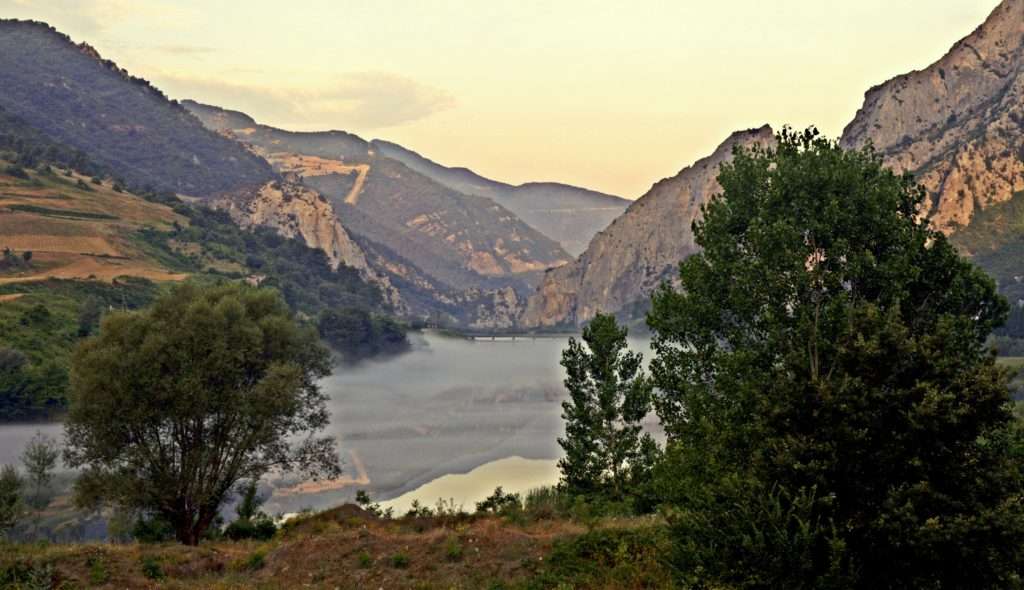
0, 330, 656, 518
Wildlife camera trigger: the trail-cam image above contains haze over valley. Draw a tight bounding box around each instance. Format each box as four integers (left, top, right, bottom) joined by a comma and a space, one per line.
1, 2, 1024, 588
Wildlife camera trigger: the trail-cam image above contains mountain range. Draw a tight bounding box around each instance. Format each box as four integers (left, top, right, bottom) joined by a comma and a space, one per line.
524, 0, 1024, 327
180, 99, 582, 324
0, 19, 630, 328
1, 1, 1023, 332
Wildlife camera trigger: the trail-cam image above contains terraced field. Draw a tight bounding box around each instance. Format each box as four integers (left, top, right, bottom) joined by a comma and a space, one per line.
0, 164, 187, 284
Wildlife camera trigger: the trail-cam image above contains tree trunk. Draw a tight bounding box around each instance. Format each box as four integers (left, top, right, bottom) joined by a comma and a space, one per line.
172, 511, 201, 546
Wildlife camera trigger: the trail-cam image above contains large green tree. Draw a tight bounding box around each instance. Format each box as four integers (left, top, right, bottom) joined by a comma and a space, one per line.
648, 128, 1024, 588
64, 283, 340, 545
559, 313, 656, 501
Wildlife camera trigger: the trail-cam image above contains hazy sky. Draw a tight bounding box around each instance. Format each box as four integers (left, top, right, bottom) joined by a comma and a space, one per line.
0, 0, 1003, 197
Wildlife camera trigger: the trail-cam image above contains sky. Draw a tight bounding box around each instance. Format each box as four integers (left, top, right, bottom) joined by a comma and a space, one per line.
0, 0, 1004, 198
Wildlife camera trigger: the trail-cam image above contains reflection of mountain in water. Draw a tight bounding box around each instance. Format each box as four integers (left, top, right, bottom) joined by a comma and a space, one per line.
262, 332, 659, 515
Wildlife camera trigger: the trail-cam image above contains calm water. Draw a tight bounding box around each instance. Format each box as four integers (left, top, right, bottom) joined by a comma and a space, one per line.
0, 331, 655, 517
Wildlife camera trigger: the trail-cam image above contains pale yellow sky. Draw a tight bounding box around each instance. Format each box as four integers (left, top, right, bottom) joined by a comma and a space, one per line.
0, 0, 1003, 197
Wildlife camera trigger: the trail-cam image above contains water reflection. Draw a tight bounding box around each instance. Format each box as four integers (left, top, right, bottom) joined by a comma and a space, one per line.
380, 456, 560, 514
0, 330, 655, 519
263, 331, 653, 515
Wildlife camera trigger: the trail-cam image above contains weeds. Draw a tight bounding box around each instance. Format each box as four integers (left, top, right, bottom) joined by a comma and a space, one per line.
444, 535, 464, 562
357, 550, 373, 568
86, 553, 109, 584
139, 555, 164, 580
390, 552, 410, 569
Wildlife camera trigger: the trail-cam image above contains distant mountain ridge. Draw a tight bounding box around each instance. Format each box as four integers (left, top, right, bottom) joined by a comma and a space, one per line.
371, 140, 630, 256
183, 100, 572, 325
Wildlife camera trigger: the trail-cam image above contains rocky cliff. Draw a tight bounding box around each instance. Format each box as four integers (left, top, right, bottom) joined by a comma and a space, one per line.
215, 180, 403, 309
521, 126, 774, 327
184, 100, 572, 326
840, 0, 1024, 232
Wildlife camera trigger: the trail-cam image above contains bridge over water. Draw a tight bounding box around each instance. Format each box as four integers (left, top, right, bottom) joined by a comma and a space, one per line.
422, 328, 579, 342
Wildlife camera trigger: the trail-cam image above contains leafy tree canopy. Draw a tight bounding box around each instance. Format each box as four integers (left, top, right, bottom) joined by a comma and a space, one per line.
64, 282, 340, 544
648, 128, 1024, 588
559, 313, 656, 503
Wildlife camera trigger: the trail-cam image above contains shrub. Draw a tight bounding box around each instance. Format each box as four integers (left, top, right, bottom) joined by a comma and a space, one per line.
475, 487, 522, 515
527, 527, 674, 589
224, 516, 277, 541
405, 499, 433, 518
86, 554, 109, 584
357, 551, 373, 568
4, 164, 28, 180
390, 552, 410, 569
523, 486, 568, 520
139, 556, 164, 581
444, 535, 463, 562
0, 561, 55, 589
245, 550, 266, 571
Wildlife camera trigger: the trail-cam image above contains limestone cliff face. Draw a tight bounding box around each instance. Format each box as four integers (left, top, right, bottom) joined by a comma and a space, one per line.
521, 126, 774, 327
841, 0, 1024, 231
183, 100, 571, 293
467, 287, 521, 330
214, 180, 403, 309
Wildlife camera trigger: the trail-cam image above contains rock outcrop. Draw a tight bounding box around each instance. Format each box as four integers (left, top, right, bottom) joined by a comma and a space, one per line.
840, 0, 1024, 231
215, 180, 403, 309
185, 100, 573, 325
521, 126, 774, 327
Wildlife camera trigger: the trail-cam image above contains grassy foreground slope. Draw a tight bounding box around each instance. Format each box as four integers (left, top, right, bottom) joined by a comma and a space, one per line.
0, 507, 671, 590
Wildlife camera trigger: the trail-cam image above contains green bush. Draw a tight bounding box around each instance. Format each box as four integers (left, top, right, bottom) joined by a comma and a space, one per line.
390, 552, 410, 569
245, 550, 266, 571
224, 516, 277, 541
527, 527, 674, 589
4, 164, 28, 180
86, 554, 109, 584
131, 515, 174, 543
522, 487, 564, 520
0, 560, 56, 589
444, 535, 463, 562
357, 551, 373, 568
139, 556, 164, 581
475, 487, 522, 515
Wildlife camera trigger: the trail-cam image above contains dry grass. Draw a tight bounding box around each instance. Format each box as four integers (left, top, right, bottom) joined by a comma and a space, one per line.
0, 253, 187, 285
0, 166, 188, 284
0, 508, 595, 590
264, 152, 371, 205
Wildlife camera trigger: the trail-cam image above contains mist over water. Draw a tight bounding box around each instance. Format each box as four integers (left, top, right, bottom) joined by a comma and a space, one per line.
0, 331, 655, 517
0, 422, 63, 467
264, 330, 654, 514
